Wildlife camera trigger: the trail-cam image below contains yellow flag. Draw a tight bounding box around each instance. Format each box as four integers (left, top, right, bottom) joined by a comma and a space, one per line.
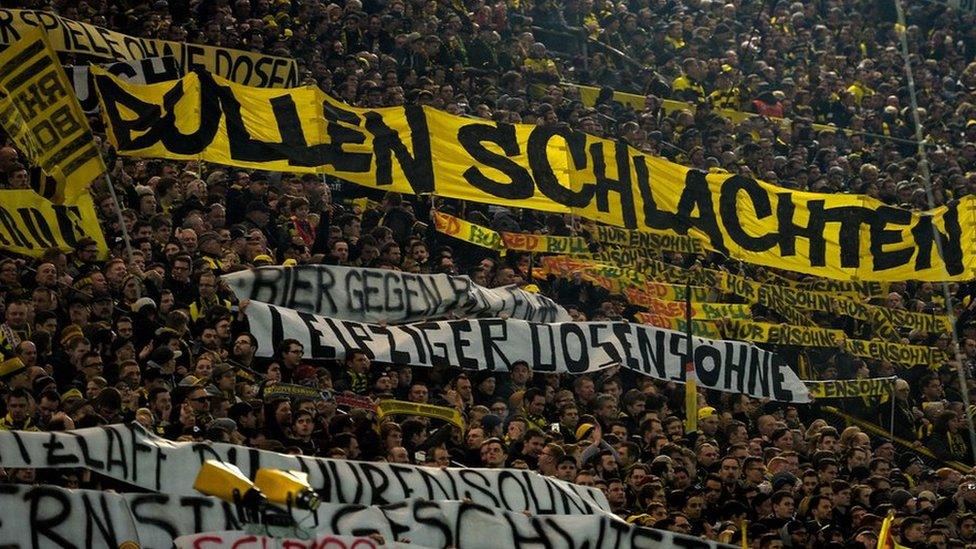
0, 27, 105, 203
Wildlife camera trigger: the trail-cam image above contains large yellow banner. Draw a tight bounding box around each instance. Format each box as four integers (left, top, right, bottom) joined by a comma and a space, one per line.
0, 27, 104, 202
0, 190, 107, 258
0, 10, 297, 88
91, 69, 976, 282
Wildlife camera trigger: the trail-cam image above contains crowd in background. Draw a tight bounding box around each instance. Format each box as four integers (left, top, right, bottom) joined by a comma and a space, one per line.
4, 0, 976, 547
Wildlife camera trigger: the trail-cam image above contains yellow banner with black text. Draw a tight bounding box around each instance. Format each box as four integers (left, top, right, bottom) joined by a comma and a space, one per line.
91, 69, 976, 282
0, 27, 104, 202
0, 9, 297, 87
806, 378, 896, 399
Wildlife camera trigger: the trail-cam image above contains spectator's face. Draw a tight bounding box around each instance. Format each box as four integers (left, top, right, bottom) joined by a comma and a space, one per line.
960, 519, 975, 540
234, 336, 254, 358
683, 496, 703, 518
38, 396, 58, 423
7, 396, 28, 422
283, 344, 304, 366
455, 378, 472, 399
194, 358, 213, 380
347, 352, 370, 373
5, 303, 27, 328
171, 260, 191, 282
36, 263, 57, 286
294, 414, 314, 437
388, 447, 408, 463
924, 378, 943, 400
745, 461, 764, 483
408, 384, 428, 403
774, 431, 793, 450
479, 377, 496, 395
904, 523, 925, 543
719, 459, 740, 482
433, 447, 451, 467
188, 389, 210, 412
274, 401, 292, 426
215, 319, 231, 340
480, 442, 506, 467
803, 475, 819, 495
331, 242, 349, 263
266, 364, 281, 382
466, 428, 484, 449
490, 402, 507, 417
527, 395, 545, 416
666, 420, 683, 440
557, 461, 577, 481
523, 435, 544, 457
773, 497, 794, 519
670, 517, 692, 534
820, 435, 838, 453
606, 482, 626, 506
152, 391, 172, 417
575, 379, 595, 401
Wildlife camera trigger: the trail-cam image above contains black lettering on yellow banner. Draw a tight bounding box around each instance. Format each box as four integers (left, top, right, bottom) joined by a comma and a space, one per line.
91, 69, 976, 282
844, 339, 945, 368
724, 320, 843, 347
0, 190, 107, 258
0, 9, 297, 87
634, 313, 721, 338
763, 272, 891, 298
434, 211, 503, 250
723, 273, 813, 326
376, 399, 465, 430
589, 225, 707, 255
806, 378, 896, 398
0, 28, 104, 202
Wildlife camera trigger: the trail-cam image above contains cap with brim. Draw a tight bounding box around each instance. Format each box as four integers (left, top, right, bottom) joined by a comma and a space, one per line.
179, 375, 204, 387
198, 232, 220, 245
575, 422, 595, 441
132, 297, 157, 312
210, 417, 237, 432
0, 355, 26, 380
212, 363, 235, 379
32, 375, 56, 394
61, 388, 84, 402
697, 406, 718, 420
253, 254, 274, 264
60, 325, 84, 346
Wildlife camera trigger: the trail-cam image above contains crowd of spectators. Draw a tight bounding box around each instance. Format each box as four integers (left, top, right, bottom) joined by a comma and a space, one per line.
5, 0, 976, 546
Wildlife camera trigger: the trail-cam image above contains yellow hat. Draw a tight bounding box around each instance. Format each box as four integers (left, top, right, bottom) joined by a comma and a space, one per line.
697, 406, 718, 421
282, 258, 298, 267
0, 355, 25, 379
575, 423, 595, 441
523, 284, 540, 294
59, 325, 84, 346
61, 388, 84, 401
253, 254, 274, 264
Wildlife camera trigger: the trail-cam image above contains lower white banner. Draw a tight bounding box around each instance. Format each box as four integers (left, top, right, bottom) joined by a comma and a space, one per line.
0, 423, 607, 515
0, 484, 732, 549
246, 301, 810, 402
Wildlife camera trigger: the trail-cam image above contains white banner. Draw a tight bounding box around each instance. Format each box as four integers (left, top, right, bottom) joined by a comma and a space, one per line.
176, 532, 424, 549
0, 485, 730, 549
247, 301, 811, 402
67, 57, 181, 113
0, 423, 608, 515
223, 265, 571, 323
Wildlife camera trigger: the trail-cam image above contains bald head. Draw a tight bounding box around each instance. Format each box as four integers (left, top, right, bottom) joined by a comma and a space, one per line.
0, 147, 17, 170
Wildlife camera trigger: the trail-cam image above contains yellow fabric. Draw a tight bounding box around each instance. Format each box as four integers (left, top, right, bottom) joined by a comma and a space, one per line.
0, 27, 104, 203
0, 9, 297, 87
93, 69, 976, 282
375, 399, 465, 430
